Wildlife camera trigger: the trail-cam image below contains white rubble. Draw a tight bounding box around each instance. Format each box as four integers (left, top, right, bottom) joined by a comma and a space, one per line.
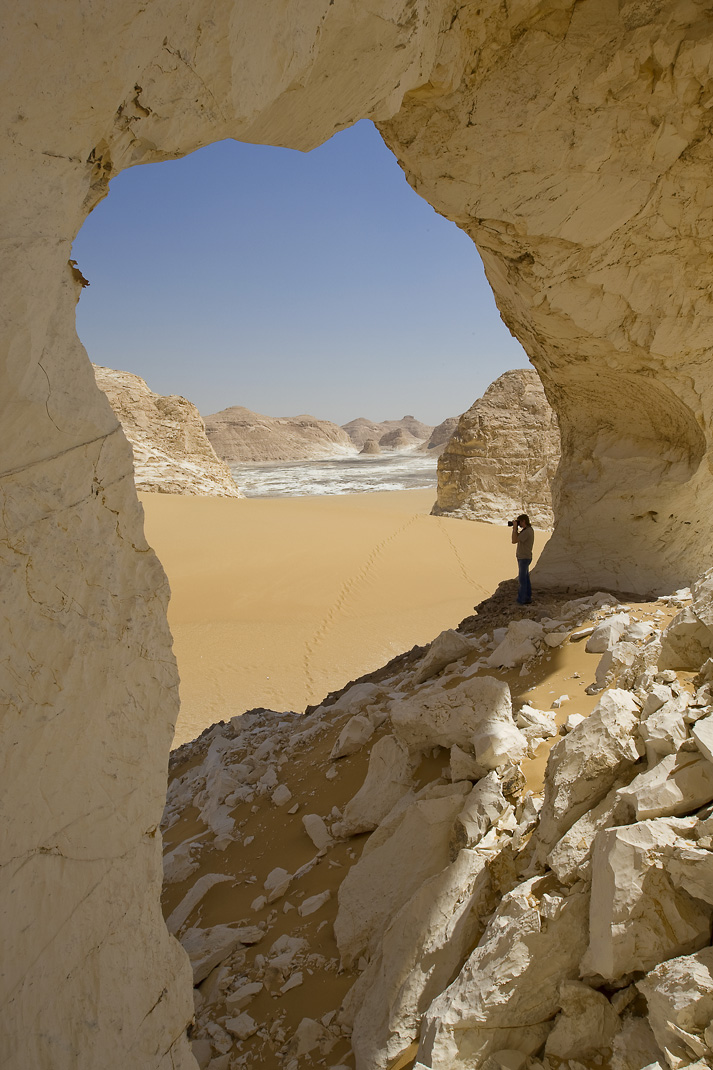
449, 744, 488, 783
692, 713, 713, 764
181, 925, 263, 985
451, 773, 508, 854
302, 813, 333, 850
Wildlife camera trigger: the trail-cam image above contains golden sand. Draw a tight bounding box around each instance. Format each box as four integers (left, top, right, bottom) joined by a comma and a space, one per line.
140, 489, 533, 747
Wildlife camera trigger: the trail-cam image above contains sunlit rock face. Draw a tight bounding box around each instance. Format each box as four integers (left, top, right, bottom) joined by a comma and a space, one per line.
4, 1, 713, 1067
94, 365, 242, 496
378, 0, 713, 594
433, 369, 560, 528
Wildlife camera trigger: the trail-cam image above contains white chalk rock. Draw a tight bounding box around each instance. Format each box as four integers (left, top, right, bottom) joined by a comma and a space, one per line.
414, 629, 476, 684
181, 925, 262, 985
224, 1013, 258, 1040
271, 784, 292, 806
610, 1015, 666, 1070
417, 876, 589, 1067
163, 840, 201, 885
302, 813, 332, 850
544, 631, 569, 647
545, 980, 620, 1059
595, 640, 639, 689
264, 867, 292, 902
334, 792, 467, 967
692, 713, 713, 764
348, 847, 495, 1070
339, 735, 415, 836
642, 684, 673, 717
298, 890, 331, 917
487, 619, 544, 669
165, 873, 233, 935
288, 1018, 327, 1058
390, 675, 512, 752
516, 704, 557, 740
586, 613, 631, 653
330, 714, 375, 760
472, 715, 528, 771
581, 818, 713, 981
325, 682, 385, 718
532, 689, 641, 858
562, 712, 586, 733
625, 620, 656, 643
548, 784, 632, 885
451, 772, 508, 854
666, 846, 713, 906
660, 605, 713, 672
637, 947, 713, 1068
449, 744, 488, 783
617, 750, 713, 820
638, 700, 688, 763
225, 982, 263, 1011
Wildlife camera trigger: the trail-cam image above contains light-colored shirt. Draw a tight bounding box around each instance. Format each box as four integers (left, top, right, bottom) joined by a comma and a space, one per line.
516, 525, 534, 560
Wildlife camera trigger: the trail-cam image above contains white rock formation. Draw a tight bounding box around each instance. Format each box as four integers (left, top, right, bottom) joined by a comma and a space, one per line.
433, 369, 559, 528
94, 365, 242, 496
342, 415, 433, 450
9, 1, 713, 1066
205, 405, 356, 462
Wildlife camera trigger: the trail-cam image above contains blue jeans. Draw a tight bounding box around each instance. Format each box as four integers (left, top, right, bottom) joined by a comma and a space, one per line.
517, 558, 532, 604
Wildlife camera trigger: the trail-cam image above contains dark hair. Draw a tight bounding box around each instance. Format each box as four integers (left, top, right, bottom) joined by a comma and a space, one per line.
517, 514, 530, 525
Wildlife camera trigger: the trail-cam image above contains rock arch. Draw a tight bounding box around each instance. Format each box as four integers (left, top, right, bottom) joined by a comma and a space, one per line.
3, 1, 713, 1066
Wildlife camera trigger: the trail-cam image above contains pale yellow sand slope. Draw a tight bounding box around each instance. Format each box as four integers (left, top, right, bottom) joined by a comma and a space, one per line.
140, 490, 538, 747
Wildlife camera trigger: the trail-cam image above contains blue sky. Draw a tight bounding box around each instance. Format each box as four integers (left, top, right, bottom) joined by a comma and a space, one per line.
72, 120, 527, 426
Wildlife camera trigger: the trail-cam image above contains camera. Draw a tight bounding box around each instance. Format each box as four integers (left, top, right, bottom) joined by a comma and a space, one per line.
507, 520, 514, 527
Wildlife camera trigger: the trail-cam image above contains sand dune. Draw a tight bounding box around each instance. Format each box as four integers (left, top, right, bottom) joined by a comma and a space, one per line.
139, 490, 536, 747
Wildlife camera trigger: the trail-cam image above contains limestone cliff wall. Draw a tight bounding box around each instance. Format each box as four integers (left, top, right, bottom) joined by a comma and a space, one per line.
4, 1, 713, 1067
94, 366, 242, 496
433, 369, 560, 528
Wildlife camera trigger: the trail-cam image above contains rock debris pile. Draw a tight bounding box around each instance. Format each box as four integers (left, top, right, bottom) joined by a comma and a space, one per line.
164, 570, 713, 1070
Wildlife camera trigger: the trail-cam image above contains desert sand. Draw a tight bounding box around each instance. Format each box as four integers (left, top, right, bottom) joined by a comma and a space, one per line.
139, 489, 536, 747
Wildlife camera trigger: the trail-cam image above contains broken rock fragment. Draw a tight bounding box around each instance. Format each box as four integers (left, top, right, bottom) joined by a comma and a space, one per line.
390, 675, 512, 752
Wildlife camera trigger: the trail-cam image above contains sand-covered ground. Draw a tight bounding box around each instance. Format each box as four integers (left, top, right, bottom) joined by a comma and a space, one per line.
140, 490, 536, 747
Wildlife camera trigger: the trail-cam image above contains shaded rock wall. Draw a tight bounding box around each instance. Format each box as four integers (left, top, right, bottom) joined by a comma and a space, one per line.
4, 1, 713, 1067
433, 369, 560, 528
94, 365, 242, 496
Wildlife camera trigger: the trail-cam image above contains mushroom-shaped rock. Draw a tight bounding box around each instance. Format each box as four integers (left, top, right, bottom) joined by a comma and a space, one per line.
360, 438, 381, 454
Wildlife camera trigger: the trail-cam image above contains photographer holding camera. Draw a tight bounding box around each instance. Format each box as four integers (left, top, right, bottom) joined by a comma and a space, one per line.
509, 514, 534, 605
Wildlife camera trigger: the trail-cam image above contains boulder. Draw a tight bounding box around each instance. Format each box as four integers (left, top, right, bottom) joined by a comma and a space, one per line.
330, 714, 375, 760
487, 619, 544, 669
638, 947, 713, 1067
451, 773, 508, 855
544, 980, 620, 1060
390, 675, 513, 752
414, 629, 475, 685
449, 744, 488, 784
532, 689, 642, 859
617, 750, 713, 820
692, 713, 713, 764
660, 570, 713, 671
348, 847, 495, 1070
417, 876, 590, 1067
547, 784, 633, 886
638, 700, 688, 764
181, 925, 263, 985
581, 818, 713, 981
586, 613, 631, 654
334, 791, 468, 967
338, 735, 416, 836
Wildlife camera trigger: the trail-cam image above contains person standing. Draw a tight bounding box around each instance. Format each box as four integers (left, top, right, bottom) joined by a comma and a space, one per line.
511, 514, 534, 605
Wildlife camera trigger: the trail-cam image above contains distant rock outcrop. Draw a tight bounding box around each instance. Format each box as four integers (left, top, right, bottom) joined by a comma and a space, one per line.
378, 427, 420, 450
206, 406, 356, 463
93, 366, 242, 497
433, 369, 560, 528
360, 439, 381, 455
419, 416, 459, 455
343, 415, 432, 450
